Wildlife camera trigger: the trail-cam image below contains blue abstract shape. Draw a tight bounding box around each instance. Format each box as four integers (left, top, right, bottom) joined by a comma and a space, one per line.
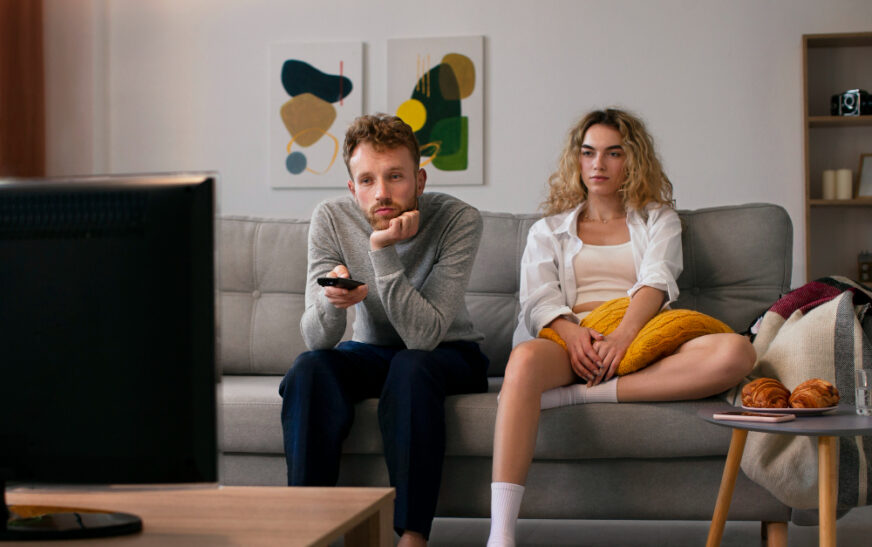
281, 60, 352, 104
286, 151, 307, 175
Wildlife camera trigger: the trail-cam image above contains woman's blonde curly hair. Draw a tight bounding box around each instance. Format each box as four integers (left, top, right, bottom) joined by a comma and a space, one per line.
541, 108, 673, 216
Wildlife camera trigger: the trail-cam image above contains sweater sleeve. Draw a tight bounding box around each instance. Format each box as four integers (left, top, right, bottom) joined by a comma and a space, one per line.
299, 203, 348, 350
369, 205, 483, 350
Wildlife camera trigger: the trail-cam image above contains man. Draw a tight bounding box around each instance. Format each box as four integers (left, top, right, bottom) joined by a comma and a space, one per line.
279, 113, 489, 546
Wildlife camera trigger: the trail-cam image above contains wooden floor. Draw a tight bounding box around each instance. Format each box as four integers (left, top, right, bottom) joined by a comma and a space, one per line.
422, 504, 872, 546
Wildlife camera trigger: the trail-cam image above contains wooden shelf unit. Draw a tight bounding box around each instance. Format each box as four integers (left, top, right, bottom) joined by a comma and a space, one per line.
802, 32, 872, 282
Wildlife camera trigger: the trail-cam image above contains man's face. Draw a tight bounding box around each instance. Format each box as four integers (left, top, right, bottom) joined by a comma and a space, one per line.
347, 143, 426, 230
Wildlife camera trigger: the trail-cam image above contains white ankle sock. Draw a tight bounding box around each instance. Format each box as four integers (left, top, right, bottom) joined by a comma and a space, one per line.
487, 482, 525, 547
540, 378, 619, 409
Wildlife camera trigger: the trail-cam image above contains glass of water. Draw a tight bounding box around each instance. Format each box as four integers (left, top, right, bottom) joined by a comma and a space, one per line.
857, 369, 872, 416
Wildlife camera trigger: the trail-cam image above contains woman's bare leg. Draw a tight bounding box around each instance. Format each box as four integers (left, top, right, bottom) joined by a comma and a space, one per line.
488, 339, 576, 546
488, 333, 753, 547
492, 339, 577, 484
617, 333, 755, 402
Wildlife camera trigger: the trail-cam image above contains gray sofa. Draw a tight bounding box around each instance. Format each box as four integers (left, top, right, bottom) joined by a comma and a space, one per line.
218, 203, 794, 533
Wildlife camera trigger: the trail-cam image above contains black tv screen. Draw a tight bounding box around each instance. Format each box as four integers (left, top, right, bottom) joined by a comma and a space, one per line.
0, 173, 217, 487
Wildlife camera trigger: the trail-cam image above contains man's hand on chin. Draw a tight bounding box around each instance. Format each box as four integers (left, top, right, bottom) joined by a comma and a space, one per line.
370, 210, 420, 250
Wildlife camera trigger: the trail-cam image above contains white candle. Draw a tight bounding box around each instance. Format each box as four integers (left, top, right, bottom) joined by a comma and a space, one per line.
836, 169, 853, 199
822, 170, 836, 199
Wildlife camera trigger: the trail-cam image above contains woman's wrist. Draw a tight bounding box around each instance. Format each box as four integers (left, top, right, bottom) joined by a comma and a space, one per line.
608, 324, 639, 345
549, 317, 579, 338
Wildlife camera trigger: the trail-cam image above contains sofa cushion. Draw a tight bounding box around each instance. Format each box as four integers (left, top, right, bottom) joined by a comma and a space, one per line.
675, 203, 792, 332
221, 375, 733, 460
220, 375, 283, 454
218, 217, 352, 375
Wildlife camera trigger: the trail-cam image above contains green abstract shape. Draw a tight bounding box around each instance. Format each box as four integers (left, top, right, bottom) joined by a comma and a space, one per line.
432, 116, 468, 171
412, 64, 461, 152
430, 115, 461, 157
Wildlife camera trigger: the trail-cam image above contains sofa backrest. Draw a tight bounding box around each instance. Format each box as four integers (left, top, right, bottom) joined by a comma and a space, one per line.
673, 204, 792, 333
464, 212, 539, 372
217, 203, 792, 377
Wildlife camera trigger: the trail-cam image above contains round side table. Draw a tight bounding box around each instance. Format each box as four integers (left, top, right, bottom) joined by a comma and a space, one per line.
699, 403, 872, 547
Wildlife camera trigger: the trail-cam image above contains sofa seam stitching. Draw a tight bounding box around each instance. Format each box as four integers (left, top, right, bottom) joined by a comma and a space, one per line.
249, 222, 261, 375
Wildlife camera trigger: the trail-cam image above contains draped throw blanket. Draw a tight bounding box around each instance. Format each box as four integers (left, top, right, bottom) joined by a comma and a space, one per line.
725, 276, 872, 511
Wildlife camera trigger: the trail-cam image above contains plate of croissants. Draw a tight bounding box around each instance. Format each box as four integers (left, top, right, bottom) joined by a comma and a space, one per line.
741, 377, 840, 415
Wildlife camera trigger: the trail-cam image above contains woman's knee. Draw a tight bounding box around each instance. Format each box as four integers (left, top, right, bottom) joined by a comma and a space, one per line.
713, 334, 756, 378
501, 341, 553, 394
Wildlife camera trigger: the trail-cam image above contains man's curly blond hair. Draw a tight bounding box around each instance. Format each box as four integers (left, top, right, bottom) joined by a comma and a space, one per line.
541, 108, 673, 216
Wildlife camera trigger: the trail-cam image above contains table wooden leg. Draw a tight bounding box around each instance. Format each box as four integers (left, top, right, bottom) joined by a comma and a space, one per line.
377, 499, 393, 547
344, 513, 378, 547
763, 521, 788, 547
345, 495, 393, 547
707, 428, 748, 547
818, 435, 838, 547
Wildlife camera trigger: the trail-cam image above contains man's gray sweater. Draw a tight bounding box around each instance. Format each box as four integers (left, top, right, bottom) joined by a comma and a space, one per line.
301, 192, 484, 351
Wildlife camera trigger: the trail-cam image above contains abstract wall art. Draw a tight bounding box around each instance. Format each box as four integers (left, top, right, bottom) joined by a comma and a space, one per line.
269, 42, 362, 188
388, 36, 483, 185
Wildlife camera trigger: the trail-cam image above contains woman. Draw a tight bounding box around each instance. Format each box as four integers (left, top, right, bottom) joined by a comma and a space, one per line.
486, 109, 755, 547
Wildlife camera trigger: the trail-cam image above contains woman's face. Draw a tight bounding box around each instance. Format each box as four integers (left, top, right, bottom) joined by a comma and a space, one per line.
579, 124, 627, 197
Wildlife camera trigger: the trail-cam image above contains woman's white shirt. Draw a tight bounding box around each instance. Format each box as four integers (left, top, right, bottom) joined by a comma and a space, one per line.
512, 202, 683, 346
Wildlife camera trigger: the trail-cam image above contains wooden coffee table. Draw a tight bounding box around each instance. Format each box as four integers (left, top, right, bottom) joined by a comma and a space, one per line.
700, 404, 872, 547
4, 485, 394, 546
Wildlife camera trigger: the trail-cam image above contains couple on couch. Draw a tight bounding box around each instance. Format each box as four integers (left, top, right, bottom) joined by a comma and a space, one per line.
278, 110, 755, 546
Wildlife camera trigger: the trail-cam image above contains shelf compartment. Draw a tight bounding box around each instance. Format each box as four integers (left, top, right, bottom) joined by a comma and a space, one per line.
808, 207, 872, 281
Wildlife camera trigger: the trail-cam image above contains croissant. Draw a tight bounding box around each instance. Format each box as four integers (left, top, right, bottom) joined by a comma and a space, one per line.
742, 377, 790, 408
788, 378, 840, 408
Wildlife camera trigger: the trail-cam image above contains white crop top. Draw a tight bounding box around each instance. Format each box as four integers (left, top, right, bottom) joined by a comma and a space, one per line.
572, 241, 636, 309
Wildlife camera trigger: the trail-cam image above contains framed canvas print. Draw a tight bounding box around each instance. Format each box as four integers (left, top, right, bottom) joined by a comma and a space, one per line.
858, 153, 872, 197
388, 36, 484, 185
269, 42, 362, 188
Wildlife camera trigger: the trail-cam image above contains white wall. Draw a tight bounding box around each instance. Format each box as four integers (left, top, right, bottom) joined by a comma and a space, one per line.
44, 0, 107, 176
44, 0, 872, 286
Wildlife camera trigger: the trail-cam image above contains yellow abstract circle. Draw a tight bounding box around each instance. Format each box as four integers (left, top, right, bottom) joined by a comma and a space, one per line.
396, 99, 427, 132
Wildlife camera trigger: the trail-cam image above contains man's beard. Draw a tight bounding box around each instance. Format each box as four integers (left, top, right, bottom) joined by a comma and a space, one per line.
365, 197, 418, 230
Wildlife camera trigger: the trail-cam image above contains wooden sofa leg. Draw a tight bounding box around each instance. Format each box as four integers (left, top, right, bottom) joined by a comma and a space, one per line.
761, 521, 787, 547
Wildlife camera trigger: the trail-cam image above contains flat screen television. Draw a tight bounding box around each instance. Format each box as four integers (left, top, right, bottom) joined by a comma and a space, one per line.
0, 173, 218, 540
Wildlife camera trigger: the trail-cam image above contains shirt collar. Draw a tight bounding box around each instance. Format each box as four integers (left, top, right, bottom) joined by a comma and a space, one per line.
554, 202, 648, 236
554, 203, 585, 237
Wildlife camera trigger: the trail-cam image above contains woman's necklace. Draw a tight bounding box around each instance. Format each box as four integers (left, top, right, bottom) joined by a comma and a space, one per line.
581, 213, 626, 224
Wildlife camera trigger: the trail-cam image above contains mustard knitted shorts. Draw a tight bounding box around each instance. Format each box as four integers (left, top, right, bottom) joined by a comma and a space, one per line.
537, 297, 733, 376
